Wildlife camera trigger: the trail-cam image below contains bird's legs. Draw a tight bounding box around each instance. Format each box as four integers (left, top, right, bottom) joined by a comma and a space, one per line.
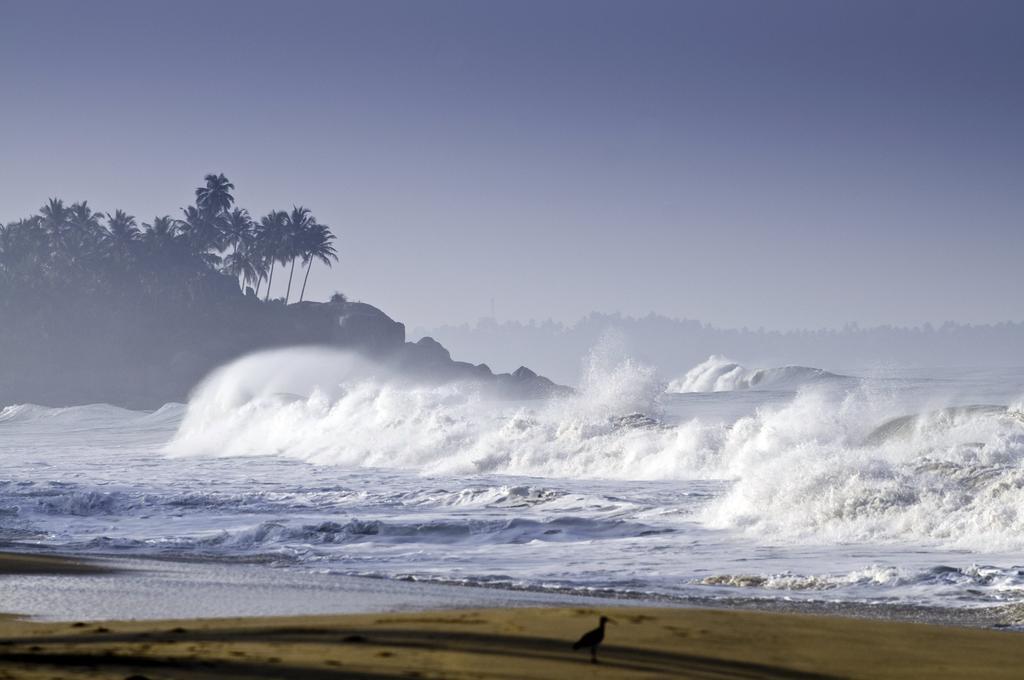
591, 648, 598, 664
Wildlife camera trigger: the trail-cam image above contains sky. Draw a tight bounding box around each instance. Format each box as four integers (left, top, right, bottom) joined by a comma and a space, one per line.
1, 0, 1021, 330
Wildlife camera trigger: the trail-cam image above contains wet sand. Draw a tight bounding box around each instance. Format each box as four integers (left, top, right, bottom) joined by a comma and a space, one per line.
2, 551, 1024, 678
0, 552, 110, 576
0, 606, 1023, 679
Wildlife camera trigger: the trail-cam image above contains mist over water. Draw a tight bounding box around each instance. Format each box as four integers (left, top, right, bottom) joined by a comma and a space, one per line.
3, 347, 1024, 610
168, 345, 669, 478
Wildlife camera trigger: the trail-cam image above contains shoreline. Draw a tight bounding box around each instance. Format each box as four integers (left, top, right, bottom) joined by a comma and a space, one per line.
0, 551, 112, 576
3, 550, 1024, 677
1, 606, 1023, 678
1, 550, 1022, 629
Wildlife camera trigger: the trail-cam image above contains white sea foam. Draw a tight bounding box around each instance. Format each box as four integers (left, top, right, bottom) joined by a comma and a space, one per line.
166, 346, 689, 478
5, 351, 1024, 608
163, 348, 1024, 552
666, 354, 846, 393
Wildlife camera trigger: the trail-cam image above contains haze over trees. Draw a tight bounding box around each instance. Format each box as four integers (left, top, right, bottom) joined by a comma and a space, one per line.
0, 173, 338, 309
0, 177, 563, 408
0, 175, 341, 407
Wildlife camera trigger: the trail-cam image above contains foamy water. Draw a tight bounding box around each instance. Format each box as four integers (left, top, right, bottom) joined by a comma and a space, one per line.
2, 348, 1024, 610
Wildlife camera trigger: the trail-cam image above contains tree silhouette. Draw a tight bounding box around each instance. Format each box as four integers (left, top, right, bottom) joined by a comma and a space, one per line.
140, 216, 186, 264
63, 202, 106, 275
104, 210, 141, 259
0, 217, 46, 286
40, 198, 70, 242
256, 210, 288, 301
299, 222, 338, 302
282, 206, 316, 304
223, 235, 262, 294
0, 175, 341, 310
178, 205, 223, 263
221, 207, 254, 255
195, 173, 235, 217
68, 201, 105, 237
141, 215, 179, 248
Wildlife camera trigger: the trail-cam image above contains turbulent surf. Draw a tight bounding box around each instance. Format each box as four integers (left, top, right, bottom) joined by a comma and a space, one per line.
666, 354, 849, 393
2, 348, 1023, 610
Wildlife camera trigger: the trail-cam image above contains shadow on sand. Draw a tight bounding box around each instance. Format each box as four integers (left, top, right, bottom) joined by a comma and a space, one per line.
0, 623, 839, 679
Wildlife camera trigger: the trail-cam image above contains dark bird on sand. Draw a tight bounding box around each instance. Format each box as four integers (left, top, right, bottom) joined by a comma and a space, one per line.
572, 615, 614, 663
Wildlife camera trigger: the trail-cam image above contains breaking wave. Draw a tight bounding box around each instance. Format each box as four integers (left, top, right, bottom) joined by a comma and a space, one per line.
166, 346, 674, 478
696, 563, 1024, 603
163, 348, 1024, 550
666, 354, 847, 393
0, 402, 184, 429
698, 394, 1024, 550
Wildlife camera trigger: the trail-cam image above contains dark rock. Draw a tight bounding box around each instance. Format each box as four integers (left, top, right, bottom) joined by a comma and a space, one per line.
0, 291, 567, 406
494, 369, 568, 399
611, 413, 661, 430
333, 302, 406, 356
411, 336, 452, 363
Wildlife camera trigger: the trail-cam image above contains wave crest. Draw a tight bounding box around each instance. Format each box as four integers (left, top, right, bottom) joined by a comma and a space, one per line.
166, 347, 675, 477
667, 355, 847, 393
165, 347, 1024, 550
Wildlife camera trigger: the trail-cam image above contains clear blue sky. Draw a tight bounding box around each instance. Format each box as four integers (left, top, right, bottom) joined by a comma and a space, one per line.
2, 0, 1021, 329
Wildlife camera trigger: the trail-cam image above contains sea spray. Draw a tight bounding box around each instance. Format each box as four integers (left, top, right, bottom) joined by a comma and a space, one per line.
166, 345, 677, 477
4, 362, 1024, 606
700, 388, 1024, 549
667, 354, 847, 393
163, 348, 1024, 551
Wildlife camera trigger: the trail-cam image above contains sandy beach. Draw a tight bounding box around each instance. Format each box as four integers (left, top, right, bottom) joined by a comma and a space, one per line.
2, 552, 1024, 679
0, 552, 110, 576
5, 1, 1024, 675
2, 605, 1024, 679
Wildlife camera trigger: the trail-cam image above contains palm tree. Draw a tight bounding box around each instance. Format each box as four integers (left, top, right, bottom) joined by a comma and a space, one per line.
299, 222, 338, 302
178, 205, 223, 262
103, 209, 141, 259
221, 207, 254, 255
220, 210, 258, 292
195, 173, 235, 217
248, 245, 271, 298
141, 215, 179, 246
140, 215, 194, 279
3, 176, 343, 311
223, 239, 261, 293
62, 202, 106, 274
281, 206, 316, 304
0, 222, 10, 281
39, 198, 70, 242
255, 210, 287, 301
140, 215, 184, 260
0, 217, 47, 284
68, 201, 105, 237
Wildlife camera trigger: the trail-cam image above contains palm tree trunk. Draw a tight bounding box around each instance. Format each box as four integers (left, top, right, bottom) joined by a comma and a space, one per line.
300, 259, 313, 302
285, 258, 297, 304
254, 274, 264, 298
264, 261, 275, 301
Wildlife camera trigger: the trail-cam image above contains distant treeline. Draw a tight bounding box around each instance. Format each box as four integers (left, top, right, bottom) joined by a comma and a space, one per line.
0, 175, 342, 407
421, 314, 1024, 384
0, 174, 338, 312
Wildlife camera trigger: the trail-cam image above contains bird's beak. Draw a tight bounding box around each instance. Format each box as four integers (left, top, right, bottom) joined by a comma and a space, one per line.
607, 618, 618, 625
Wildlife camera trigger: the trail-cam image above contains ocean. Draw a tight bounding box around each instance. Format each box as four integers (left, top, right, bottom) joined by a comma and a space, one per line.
2, 347, 1023, 619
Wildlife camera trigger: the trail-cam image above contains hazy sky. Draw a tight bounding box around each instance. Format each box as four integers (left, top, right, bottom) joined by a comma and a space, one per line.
2, 0, 1021, 330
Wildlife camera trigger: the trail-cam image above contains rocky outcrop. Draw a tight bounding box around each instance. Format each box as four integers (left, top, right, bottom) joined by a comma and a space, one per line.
333, 302, 406, 356
384, 333, 569, 399
0, 293, 568, 408
496, 366, 565, 399
316, 304, 568, 398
